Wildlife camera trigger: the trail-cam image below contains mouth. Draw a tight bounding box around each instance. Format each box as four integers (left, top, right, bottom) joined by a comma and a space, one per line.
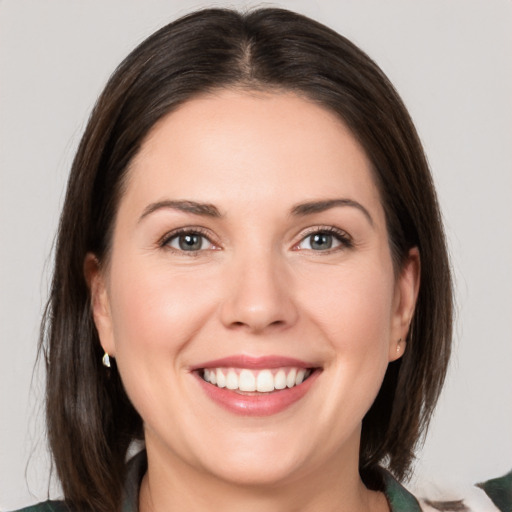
192, 355, 321, 416
200, 367, 314, 394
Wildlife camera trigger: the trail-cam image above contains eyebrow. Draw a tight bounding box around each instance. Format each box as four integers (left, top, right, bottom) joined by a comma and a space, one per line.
138, 198, 373, 226
291, 199, 374, 226
139, 200, 222, 222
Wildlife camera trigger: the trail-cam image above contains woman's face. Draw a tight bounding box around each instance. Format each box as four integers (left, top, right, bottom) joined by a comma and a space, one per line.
89, 89, 419, 487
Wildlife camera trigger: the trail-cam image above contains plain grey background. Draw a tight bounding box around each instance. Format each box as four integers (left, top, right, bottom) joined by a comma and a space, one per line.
1, 0, 511, 509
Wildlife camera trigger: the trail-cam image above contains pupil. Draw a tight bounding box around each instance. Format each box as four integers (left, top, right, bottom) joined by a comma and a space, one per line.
311, 233, 332, 250
179, 234, 202, 251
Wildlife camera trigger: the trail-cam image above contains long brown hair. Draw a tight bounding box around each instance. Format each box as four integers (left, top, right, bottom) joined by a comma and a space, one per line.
40, 7, 452, 511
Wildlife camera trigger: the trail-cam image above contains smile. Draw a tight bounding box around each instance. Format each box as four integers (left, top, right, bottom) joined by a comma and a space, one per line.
192, 356, 321, 416
202, 367, 313, 393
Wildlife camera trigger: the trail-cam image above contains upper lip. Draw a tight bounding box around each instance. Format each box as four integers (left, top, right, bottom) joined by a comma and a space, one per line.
190, 355, 318, 371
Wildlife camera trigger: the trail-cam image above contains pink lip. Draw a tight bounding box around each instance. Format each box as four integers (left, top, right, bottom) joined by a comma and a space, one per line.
191, 354, 315, 371
191, 355, 321, 416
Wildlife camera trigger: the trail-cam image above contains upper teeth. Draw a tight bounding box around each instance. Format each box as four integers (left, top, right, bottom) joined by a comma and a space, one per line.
202, 367, 311, 392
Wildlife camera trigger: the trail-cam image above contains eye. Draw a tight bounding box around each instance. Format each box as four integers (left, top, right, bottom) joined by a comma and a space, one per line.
295, 228, 352, 252
162, 229, 216, 253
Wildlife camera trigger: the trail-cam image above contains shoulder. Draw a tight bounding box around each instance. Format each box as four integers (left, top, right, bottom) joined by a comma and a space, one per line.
8, 501, 71, 512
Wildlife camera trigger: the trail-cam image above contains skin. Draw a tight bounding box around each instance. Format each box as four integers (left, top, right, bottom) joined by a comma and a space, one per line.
86, 89, 420, 512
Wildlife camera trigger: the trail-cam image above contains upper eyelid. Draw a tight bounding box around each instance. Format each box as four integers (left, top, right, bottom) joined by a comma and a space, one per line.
296, 225, 352, 241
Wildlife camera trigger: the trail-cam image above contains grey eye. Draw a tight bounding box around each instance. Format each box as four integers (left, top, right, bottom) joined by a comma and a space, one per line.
299, 232, 341, 251
309, 233, 334, 250
168, 233, 208, 251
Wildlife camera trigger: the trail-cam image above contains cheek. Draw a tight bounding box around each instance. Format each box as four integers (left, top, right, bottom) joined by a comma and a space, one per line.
296, 257, 395, 423
287, 259, 396, 450
107, 258, 216, 360
299, 260, 395, 352
104, 259, 222, 431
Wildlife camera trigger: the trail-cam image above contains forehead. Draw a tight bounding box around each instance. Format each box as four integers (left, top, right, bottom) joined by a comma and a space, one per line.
123, 89, 384, 221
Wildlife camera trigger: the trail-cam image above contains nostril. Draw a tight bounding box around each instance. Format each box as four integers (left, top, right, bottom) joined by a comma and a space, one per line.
229, 319, 286, 331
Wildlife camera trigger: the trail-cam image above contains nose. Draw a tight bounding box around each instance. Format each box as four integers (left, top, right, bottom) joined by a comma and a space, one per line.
219, 249, 298, 334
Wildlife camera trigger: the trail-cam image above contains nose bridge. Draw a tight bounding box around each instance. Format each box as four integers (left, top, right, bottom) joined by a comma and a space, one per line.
220, 242, 297, 333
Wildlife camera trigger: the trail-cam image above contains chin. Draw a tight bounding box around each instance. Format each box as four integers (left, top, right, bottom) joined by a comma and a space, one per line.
202, 452, 309, 488
188, 429, 314, 487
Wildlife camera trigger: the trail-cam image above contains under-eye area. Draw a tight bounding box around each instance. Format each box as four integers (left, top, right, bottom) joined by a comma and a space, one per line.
199, 367, 319, 393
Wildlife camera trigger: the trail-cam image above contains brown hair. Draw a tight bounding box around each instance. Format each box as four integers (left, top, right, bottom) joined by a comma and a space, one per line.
40, 7, 452, 511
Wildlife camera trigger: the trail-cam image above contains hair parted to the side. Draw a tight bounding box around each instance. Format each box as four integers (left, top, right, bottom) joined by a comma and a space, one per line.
40, 7, 452, 511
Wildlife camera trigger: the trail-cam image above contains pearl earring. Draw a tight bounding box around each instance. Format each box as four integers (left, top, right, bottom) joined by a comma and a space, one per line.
102, 352, 111, 368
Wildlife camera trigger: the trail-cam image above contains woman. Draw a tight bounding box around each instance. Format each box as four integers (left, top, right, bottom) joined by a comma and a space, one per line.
14, 7, 452, 512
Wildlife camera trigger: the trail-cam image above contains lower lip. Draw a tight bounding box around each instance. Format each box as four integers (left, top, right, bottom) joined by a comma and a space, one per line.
194, 370, 320, 416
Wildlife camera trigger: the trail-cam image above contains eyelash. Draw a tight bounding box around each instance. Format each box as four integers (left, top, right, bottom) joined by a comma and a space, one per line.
158, 226, 353, 254
294, 226, 354, 253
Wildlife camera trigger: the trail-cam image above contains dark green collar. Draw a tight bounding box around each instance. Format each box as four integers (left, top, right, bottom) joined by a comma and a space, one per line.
122, 450, 147, 512
380, 468, 422, 511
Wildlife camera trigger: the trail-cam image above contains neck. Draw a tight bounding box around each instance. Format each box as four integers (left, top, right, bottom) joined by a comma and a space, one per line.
138, 434, 389, 512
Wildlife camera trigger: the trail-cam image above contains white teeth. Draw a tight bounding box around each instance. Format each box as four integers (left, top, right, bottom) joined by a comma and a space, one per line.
226, 369, 238, 390
295, 369, 306, 385
239, 369, 256, 392
274, 369, 287, 390
256, 370, 274, 392
286, 368, 297, 388
202, 367, 312, 392
216, 369, 226, 388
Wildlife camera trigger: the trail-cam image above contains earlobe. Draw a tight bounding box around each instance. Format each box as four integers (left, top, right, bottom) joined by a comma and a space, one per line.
84, 253, 116, 356
389, 247, 420, 361
391, 338, 406, 361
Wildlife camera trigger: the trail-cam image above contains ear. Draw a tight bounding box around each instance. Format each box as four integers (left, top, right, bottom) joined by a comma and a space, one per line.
388, 247, 420, 362
84, 253, 116, 357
